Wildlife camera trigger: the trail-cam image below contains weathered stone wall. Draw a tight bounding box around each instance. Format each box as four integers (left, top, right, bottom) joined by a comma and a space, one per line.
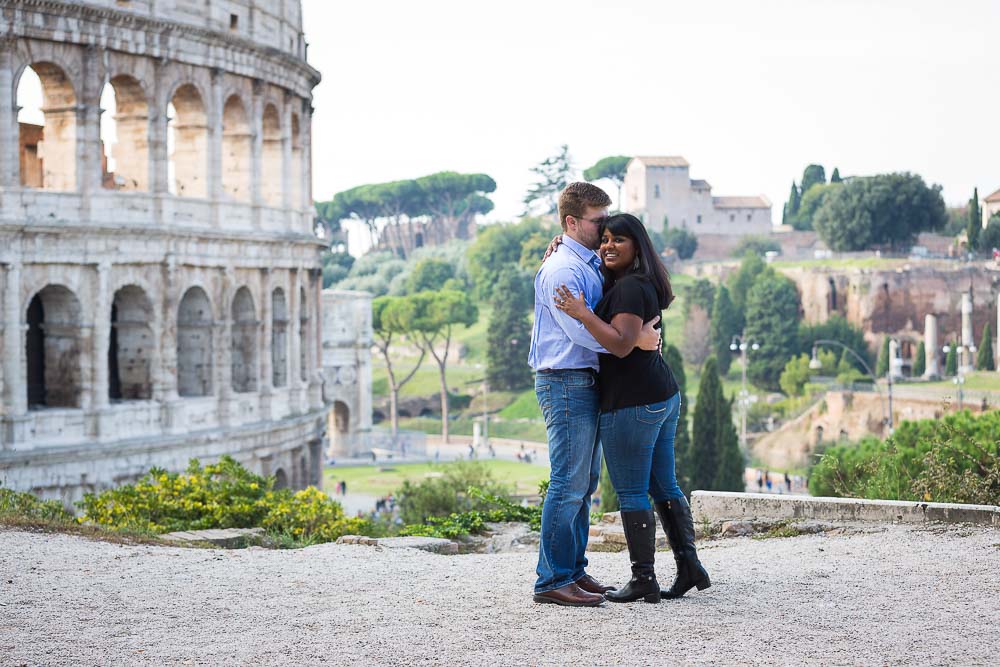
0, 0, 341, 503
320, 290, 373, 459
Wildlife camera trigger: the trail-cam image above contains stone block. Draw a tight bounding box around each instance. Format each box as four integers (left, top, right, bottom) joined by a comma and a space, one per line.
160, 527, 264, 548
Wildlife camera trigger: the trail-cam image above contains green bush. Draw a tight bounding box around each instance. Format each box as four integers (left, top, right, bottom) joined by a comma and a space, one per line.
396, 460, 512, 524
809, 411, 1000, 504
0, 487, 74, 523
400, 487, 542, 539
78, 456, 372, 544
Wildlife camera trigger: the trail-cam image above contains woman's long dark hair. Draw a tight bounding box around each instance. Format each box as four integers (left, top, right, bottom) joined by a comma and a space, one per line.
600, 213, 675, 309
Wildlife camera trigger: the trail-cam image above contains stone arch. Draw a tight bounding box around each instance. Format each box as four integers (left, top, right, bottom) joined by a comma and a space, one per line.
271, 287, 288, 388
100, 75, 149, 191
299, 454, 308, 489
231, 286, 258, 393
274, 467, 288, 490
177, 286, 213, 397
290, 112, 302, 208
827, 277, 837, 313
328, 399, 350, 455
168, 83, 209, 198
299, 285, 308, 382
222, 94, 251, 202
261, 103, 282, 206
109, 285, 154, 401
16, 62, 77, 191
25, 284, 83, 409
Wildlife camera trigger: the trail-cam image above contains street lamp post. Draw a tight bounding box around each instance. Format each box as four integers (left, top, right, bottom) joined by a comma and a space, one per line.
809, 338, 892, 431
730, 334, 760, 451
942, 342, 975, 411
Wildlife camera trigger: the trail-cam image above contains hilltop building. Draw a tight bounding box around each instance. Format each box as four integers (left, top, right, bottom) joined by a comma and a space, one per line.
623, 156, 772, 236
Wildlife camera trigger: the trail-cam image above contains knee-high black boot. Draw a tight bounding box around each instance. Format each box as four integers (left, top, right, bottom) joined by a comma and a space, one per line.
654, 496, 711, 599
606, 509, 660, 604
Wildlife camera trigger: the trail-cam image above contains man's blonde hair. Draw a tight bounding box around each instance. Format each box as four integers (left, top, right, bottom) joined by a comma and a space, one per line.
557, 182, 611, 231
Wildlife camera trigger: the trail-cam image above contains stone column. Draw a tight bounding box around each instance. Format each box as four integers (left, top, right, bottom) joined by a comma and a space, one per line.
288, 269, 303, 414
216, 269, 234, 425
78, 46, 103, 199
923, 314, 940, 379
160, 255, 184, 432
308, 269, 323, 410
208, 68, 224, 227
3, 263, 25, 415
258, 269, 273, 419
888, 339, 903, 379
0, 39, 18, 190
149, 58, 169, 224
960, 292, 974, 373
280, 93, 292, 228
91, 262, 112, 439
250, 80, 263, 230
301, 104, 314, 234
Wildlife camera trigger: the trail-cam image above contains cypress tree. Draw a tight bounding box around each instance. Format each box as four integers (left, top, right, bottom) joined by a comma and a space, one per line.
977, 324, 995, 371
945, 342, 958, 376
876, 336, 891, 377
968, 188, 981, 252
713, 396, 745, 492
912, 340, 926, 377
710, 285, 740, 376
598, 457, 619, 513
690, 357, 731, 492
486, 270, 532, 390
830, 168, 842, 183
800, 164, 827, 194
782, 181, 800, 225
664, 344, 691, 491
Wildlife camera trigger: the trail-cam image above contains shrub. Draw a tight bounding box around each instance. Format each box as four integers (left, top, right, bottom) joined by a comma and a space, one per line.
808, 411, 1000, 504
400, 486, 543, 539
731, 235, 781, 258
78, 456, 372, 544
0, 487, 74, 523
396, 460, 511, 525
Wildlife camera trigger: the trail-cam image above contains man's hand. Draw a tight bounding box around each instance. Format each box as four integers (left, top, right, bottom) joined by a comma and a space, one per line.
637, 316, 662, 351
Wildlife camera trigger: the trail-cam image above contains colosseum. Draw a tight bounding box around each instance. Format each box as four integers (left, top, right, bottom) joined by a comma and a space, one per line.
0, 0, 363, 504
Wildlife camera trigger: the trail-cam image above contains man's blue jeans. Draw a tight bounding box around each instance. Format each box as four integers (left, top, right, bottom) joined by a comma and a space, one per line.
599, 394, 684, 512
534, 369, 601, 594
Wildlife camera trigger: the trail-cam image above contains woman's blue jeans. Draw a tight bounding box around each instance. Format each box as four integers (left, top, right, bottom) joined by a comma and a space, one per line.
533, 369, 602, 594
599, 393, 684, 512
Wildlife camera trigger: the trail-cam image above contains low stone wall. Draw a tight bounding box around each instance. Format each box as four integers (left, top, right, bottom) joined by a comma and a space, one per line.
691, 491, 1000, 527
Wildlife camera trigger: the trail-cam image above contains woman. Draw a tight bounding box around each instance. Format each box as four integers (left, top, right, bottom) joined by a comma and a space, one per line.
553, 213, 710, 604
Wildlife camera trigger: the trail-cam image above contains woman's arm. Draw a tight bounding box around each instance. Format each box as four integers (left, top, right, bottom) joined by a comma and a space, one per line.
553, 284, 643, 358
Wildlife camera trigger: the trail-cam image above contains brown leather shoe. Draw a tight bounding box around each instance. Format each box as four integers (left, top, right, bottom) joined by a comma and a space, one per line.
576, 574, 617, 594
532, 582, 604, 607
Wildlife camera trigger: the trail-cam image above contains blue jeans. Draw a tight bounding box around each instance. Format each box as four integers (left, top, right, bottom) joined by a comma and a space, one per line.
599, 394, 684, 512
534, 369, 602, 593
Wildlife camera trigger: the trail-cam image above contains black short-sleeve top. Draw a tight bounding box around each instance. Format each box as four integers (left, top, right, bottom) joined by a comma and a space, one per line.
593, 274, 679, 413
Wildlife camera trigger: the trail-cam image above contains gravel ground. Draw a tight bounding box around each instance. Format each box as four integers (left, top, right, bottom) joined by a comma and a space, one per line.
2, 523, 998, 666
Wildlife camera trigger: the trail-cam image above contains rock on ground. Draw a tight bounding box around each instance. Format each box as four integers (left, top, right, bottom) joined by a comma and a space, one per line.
1, 524, 998, 666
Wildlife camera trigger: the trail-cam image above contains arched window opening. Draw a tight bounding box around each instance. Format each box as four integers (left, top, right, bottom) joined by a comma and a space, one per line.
231, 286, 258, 392
290, 113, 302, 208
329, 400, 350, 455
100, 76, 149, 191
261, 104, 282, 206
167, 84, 208, 198
299, 454, 308, 489
109, 285, 153, 401
299, 286, 308, 382
828, 277, 838, 312
177, 287, 213, 397
25, 285, 83, 409
17, 63, 77, 191
222, 95, 251, 202
274, 468, 288, 490
271, 288, 288, 388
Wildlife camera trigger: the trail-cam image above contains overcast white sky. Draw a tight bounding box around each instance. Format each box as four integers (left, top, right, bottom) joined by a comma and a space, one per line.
303, 0, 998, 238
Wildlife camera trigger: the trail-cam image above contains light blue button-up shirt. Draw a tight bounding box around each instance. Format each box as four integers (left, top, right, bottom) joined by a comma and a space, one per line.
527, 235, 607, 371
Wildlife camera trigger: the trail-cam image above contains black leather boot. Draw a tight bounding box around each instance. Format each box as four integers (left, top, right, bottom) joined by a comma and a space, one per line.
654, 496, 711, 599
606, 509, 660, 604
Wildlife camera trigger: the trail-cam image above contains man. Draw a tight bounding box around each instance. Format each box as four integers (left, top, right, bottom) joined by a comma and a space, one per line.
529, 182, 661, 606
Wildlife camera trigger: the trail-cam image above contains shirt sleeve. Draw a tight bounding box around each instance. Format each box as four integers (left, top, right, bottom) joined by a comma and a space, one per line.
542, 266, 608, 353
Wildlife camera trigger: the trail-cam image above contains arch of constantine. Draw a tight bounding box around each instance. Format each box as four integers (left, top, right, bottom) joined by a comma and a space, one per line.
0, 0, 365, 504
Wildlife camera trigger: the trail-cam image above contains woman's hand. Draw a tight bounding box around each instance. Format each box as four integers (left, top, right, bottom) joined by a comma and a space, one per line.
541, 235, 563, 263
553, 284, 589, 321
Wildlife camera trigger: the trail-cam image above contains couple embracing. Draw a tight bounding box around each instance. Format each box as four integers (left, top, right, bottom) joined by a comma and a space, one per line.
528, 182, 710, 606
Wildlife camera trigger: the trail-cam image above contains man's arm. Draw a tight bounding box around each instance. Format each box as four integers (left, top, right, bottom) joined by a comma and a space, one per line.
542, 268, 607, 352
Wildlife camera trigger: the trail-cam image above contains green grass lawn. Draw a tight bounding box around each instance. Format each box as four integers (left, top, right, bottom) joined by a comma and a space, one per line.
912, 371, 1000, 392
324, 460, 549, 497
397, 416, 549, 443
